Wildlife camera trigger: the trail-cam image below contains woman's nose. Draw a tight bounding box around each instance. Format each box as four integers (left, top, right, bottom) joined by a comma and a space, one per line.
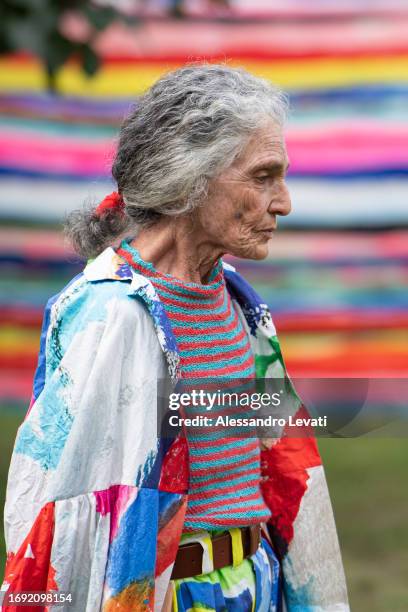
268, 182, 292, 217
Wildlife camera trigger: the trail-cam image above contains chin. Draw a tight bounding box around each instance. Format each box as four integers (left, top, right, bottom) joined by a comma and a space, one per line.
230, 243, 270, 261
251, 246, 269, 260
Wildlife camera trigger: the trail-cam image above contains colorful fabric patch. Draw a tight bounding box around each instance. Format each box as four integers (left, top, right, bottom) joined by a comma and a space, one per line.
171, 535, 279, 612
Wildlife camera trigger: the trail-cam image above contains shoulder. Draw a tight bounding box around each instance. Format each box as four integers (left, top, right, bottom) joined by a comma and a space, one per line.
43, 266, 154, 370
222, 258, 277, 338
48, 274, 146, 331
222, 259, 267, 309
49, 246, 151, 328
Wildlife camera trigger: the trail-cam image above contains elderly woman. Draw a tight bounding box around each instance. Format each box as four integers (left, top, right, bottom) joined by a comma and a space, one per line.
2, 65, 349, 611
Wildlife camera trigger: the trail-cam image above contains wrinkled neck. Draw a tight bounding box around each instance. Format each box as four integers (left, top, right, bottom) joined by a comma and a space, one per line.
128, 217, 225, 285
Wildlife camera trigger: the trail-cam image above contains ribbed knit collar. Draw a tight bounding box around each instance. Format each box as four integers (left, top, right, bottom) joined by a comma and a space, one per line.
116, 237, 225, 301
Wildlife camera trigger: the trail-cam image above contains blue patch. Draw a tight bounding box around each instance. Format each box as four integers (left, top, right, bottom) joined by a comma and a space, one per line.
116, 261, 133, 279
105, 487, 159, 593
46, 280, 131, 376
225, 587, 254, 611
21, 277, 136, 471
147, 291, 180, 355
133, 286, 181, 381
252, 537, 282, 612
157, 491, 184, 529
141, 438, 172, 489
177, 581, 226, 611
281, 556, 315, 612
32, 272, 84, 403
15, 372, 74, 470
224, 268, 267, 336
135, 448, 157, 488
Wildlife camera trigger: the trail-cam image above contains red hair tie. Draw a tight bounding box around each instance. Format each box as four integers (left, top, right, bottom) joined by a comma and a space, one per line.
95, 191, 125, 217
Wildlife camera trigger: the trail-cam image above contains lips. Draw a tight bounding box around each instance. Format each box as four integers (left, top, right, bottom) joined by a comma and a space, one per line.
256, 228, 275, 241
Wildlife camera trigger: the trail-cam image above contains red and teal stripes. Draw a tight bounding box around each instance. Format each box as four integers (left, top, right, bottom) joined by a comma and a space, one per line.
116, 238, 271, 530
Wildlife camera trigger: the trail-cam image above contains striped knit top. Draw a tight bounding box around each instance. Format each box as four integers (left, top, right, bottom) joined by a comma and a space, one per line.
117, 237, 271, 531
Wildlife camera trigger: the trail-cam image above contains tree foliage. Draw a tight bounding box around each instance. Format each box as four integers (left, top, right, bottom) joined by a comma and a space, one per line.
0, 0, 126, 92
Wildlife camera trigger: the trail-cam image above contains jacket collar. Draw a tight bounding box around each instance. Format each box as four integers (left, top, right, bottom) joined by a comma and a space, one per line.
83, 246, 280, 381
83, 246, 237, 290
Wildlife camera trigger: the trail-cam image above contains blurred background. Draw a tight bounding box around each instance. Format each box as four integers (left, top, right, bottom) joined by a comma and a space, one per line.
0, 1, 407, 609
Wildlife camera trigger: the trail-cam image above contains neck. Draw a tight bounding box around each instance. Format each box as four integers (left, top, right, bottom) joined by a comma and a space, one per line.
128, 216, 225, 284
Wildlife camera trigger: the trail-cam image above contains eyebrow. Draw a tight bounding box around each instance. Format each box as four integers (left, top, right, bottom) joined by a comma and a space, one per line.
250, 160, 290, 173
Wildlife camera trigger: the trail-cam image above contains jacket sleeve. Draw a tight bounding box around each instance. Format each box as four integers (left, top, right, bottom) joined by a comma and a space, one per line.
1, 279, 187, 612
257, 324, 350, 611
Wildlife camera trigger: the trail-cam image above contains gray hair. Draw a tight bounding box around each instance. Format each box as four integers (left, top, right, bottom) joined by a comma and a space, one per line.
64, 63, 289, 259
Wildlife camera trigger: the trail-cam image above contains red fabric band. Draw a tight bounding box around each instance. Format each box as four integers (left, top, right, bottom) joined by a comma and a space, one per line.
95, 192, 125, 217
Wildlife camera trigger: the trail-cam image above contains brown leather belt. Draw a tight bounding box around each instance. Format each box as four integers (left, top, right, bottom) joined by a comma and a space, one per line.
171, 525, 261, 580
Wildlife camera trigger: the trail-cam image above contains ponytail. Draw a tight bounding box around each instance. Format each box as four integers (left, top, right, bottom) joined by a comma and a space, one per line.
63, 192, 132, 260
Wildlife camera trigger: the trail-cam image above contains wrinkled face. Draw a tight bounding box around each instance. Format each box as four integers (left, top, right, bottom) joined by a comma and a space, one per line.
197, 121, 291, 259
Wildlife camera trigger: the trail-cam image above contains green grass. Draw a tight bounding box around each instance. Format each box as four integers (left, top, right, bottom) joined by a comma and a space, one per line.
0, 411, 407, 610
318, 438, 408, 611
0, 410, 24, 572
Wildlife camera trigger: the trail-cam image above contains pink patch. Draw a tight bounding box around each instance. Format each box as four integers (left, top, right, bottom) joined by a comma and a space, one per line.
94, 485, 138, 543
24, 391, 36, 420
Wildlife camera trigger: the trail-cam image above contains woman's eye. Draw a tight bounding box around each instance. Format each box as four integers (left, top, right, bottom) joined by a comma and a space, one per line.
255, 175, 269, 183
